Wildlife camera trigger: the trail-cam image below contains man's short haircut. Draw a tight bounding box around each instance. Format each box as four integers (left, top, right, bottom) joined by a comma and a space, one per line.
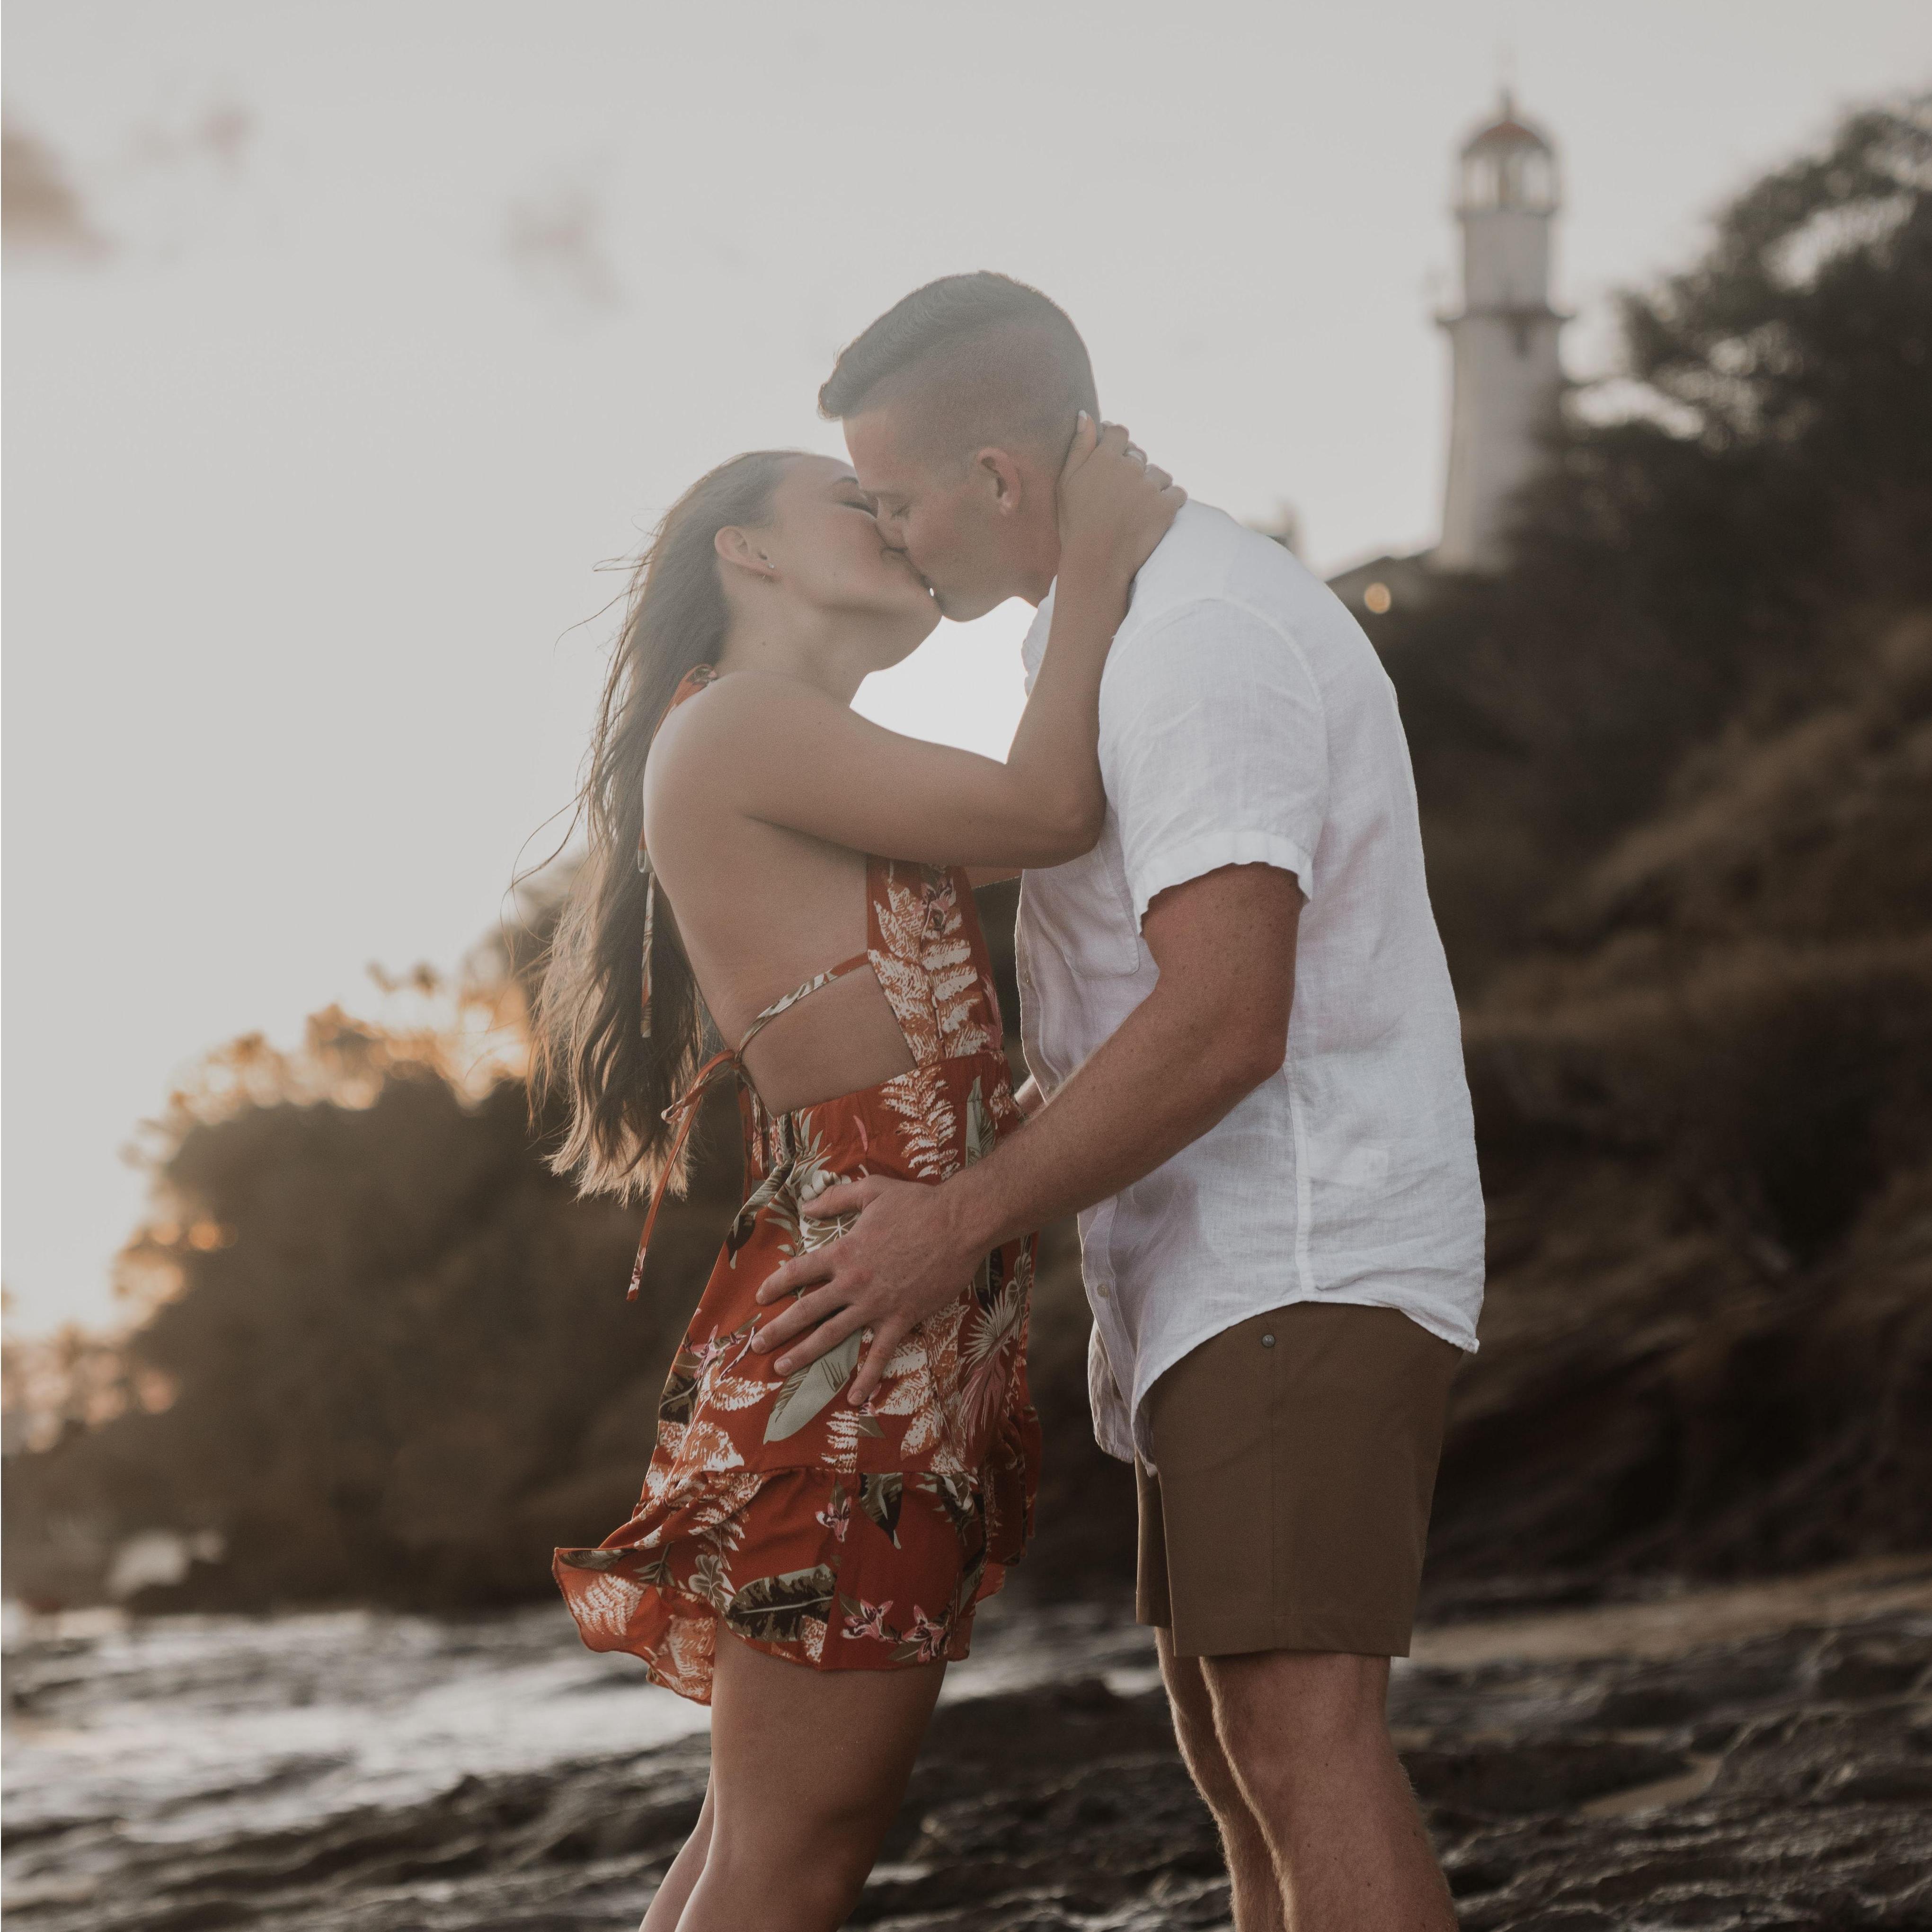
818, 272, 1099, 467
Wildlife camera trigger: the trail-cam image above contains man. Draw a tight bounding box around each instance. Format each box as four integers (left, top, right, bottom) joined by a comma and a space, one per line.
754, 272, 1483, 1931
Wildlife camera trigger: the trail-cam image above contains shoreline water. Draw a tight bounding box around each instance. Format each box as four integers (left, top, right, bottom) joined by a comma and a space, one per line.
1, 1587, 1161, 1856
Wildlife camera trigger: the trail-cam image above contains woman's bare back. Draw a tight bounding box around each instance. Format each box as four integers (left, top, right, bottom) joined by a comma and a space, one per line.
643, 692, 917, 1114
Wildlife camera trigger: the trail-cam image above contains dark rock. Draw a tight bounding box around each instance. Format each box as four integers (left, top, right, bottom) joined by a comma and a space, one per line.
1810, 1631, 1931, 1702
9, 1600, 1932, 1931
1404, 1739, 1693, 1817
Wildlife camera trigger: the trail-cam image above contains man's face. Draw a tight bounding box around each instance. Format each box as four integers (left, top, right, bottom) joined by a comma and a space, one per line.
844, 408, 1032, 622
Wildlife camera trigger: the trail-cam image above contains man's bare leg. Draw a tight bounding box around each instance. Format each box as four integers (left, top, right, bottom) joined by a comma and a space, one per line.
1203, 1650, 1453, 1932
1158, 1631, 1285, 1931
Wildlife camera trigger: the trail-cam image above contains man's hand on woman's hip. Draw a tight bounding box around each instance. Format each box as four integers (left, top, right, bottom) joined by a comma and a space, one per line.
753, 1174, 985, 1408
753, 867, 1302, 1409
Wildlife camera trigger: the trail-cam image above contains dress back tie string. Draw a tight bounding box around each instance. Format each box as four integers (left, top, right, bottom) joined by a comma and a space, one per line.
627, 949, 872, 1300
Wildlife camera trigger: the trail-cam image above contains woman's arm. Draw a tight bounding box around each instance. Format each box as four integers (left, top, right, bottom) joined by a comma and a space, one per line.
675, 421, 1181, 871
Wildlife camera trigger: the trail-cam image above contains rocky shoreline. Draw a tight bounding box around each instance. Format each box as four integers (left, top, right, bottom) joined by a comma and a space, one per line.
8, 1564, 1930, 1931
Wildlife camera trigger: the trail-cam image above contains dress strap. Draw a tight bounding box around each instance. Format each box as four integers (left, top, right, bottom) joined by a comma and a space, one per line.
628, 1047, 742, 1300
734, 952, 871, 1058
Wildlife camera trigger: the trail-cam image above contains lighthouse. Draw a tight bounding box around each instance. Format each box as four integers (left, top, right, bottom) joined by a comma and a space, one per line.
1435, 91, 1567, 572
1322, 89, 1569, 616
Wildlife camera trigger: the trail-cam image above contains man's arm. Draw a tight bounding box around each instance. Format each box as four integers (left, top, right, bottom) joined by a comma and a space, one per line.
752, 861, 1301, 1402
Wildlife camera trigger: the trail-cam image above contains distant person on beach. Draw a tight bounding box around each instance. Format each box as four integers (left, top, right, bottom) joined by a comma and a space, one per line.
537, 425, 1179, 1927
758, 272, 1485, 1931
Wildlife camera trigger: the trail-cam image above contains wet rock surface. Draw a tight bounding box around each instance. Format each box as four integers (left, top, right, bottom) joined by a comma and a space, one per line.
7, 1581, 1930, 1930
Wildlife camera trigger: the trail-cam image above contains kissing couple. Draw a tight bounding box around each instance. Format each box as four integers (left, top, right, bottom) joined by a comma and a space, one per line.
542, 272, 1484, 1930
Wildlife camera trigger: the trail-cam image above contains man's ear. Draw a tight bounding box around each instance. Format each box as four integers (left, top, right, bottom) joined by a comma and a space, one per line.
971, 446, 1028, 515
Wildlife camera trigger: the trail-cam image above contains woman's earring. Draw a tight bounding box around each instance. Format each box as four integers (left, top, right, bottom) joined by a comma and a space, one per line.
638, 850, 656, 1039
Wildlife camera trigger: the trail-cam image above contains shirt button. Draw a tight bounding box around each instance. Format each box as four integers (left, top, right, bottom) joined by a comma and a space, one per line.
1095, 1283, 1111, 1301
1261, 1332, 1276, 1347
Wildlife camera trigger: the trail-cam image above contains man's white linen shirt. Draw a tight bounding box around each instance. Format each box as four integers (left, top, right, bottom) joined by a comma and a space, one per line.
1014, 502, 1485, 1463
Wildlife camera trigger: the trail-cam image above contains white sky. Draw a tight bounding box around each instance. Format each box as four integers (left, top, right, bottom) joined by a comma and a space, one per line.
5, 0, 1928, 1332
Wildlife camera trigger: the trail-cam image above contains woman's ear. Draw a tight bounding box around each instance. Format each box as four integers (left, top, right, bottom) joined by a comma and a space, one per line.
715, 525, 778, 581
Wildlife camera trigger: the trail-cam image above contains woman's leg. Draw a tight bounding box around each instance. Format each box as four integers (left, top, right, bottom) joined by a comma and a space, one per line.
674, 1629, 945, 1932
639, 1776, 715, 1931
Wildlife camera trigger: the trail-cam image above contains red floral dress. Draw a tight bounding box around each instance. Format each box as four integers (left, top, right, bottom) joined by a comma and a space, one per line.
555, 838, 1041, 1704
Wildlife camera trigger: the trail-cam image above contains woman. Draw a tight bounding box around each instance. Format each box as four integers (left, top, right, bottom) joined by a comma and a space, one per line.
538, 416, 1179, 1930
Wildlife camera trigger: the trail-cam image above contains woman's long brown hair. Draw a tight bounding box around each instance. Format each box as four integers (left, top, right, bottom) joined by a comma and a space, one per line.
533, 450, 797, 1201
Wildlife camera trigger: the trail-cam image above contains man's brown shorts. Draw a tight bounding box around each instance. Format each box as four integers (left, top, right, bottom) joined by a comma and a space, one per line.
1135, 1302, 1464, 1659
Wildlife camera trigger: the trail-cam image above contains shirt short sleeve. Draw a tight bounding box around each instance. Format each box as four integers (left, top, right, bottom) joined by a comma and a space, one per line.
1100, 598, 1329, 922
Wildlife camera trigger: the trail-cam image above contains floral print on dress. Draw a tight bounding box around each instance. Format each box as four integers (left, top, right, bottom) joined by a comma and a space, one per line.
555, 857, 1040, 1705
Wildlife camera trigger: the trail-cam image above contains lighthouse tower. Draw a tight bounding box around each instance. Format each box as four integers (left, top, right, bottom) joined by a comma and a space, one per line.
1436, 92, 1566, 572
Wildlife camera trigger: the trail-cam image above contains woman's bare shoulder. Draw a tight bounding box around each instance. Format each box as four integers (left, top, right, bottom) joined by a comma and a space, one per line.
647, 672, 851, 804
